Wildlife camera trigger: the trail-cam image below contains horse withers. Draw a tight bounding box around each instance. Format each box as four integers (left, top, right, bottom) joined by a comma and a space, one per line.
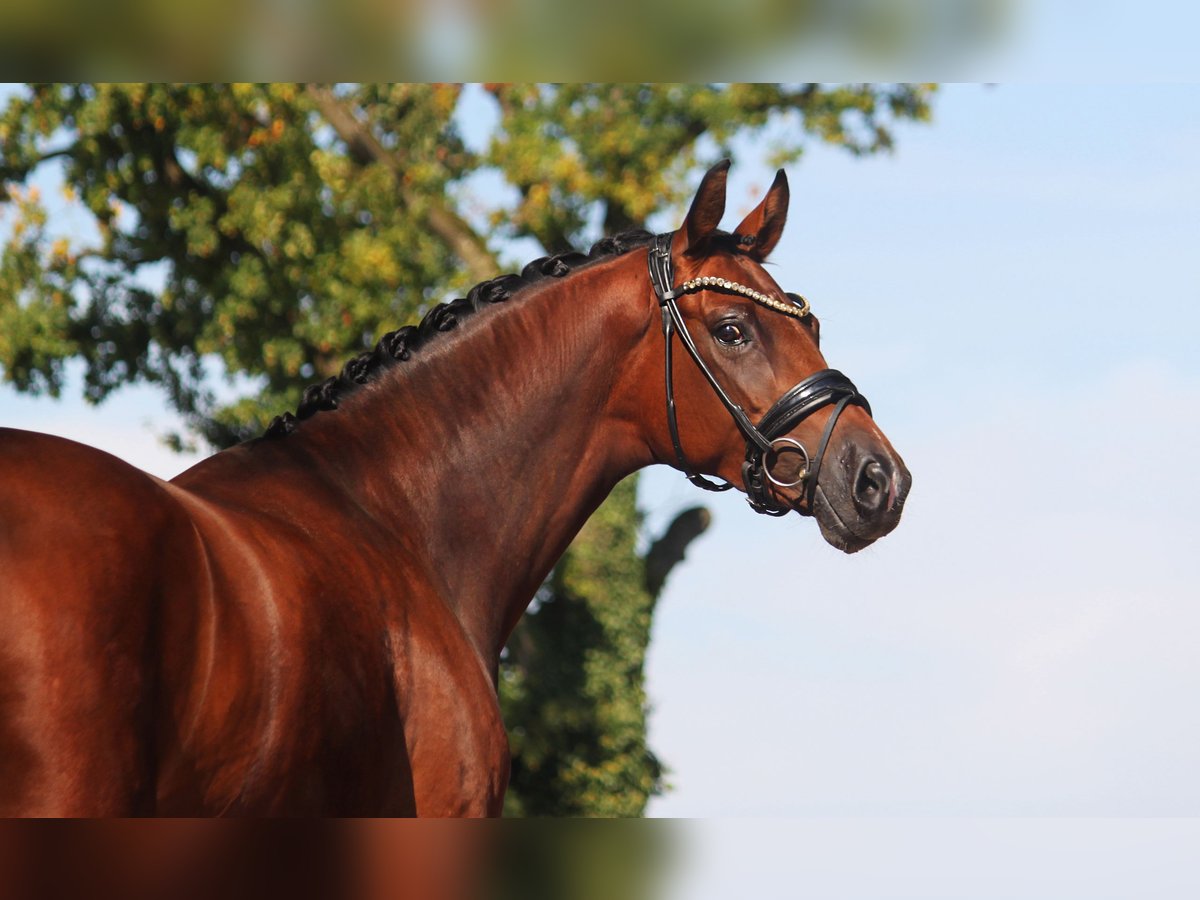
0, 162, 909, 815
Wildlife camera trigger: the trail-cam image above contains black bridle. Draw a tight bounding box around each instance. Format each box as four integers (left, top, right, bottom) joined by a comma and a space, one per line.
647, 233, 871, 517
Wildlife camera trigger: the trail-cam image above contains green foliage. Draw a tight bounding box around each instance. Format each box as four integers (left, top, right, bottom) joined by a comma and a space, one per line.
486, 83, 935, 250
501, 479, 660, 816
2, 83, 470, 443
0, 83, 936, 815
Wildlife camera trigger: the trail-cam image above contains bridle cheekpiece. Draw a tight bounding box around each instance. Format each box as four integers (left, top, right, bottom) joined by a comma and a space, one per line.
647, 232, 871, 517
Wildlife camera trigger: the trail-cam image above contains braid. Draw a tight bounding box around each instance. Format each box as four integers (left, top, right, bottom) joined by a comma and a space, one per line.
263, 230, 657, 438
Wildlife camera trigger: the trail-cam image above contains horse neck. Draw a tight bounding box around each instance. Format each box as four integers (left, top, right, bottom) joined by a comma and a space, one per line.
288, 254, 659, 667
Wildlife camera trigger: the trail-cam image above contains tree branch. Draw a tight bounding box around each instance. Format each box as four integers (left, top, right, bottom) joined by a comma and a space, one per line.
602, 201, 640, 236
0, 147, 77, 185
644, 506, 712, 599
305, 84, 498, 283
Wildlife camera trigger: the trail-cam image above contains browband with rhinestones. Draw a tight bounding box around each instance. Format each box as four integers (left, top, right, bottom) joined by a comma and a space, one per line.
678, 276, 811, 319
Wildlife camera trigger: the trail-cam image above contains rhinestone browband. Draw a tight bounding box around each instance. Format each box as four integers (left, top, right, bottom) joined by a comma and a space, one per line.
678, 276, 811, 319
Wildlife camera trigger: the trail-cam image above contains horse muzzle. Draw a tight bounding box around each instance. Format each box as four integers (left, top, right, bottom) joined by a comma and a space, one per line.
809, 439, 912, 553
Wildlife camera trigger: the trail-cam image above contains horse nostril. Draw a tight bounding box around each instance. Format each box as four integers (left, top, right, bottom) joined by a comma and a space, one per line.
853, 459, 890, 515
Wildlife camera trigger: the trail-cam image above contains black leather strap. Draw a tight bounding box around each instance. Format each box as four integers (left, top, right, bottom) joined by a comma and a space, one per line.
803, 391, 858, 509
659, 303, 733, 492
755, 369, 870, 439
651, 235, 736, 492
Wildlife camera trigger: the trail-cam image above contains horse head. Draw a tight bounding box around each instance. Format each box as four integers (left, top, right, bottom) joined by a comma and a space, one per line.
646, 160, 911, 552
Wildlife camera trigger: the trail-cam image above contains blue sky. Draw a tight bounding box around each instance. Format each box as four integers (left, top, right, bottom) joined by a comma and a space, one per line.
639, 83, 1200, 820
643, 81, 1199, 894
3, 84, 1199, 887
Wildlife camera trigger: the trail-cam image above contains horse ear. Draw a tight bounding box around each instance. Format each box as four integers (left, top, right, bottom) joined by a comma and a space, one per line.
734, 168, 789, 261
673, 159, 731, 257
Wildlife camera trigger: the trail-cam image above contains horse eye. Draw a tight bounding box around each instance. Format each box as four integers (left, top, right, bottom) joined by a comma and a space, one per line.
714, 322, 745, 346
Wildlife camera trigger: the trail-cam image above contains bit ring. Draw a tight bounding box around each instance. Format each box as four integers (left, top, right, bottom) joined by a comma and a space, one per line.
764, 437, 809, 488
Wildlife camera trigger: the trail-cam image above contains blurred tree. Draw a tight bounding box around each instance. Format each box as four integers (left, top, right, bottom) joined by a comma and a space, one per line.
0, 83, 936, 815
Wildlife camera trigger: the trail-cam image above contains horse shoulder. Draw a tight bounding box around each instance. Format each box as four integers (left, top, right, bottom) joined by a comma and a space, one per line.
151, 479, 428, 813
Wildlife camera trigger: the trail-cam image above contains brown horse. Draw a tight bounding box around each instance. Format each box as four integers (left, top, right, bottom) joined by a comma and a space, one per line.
0, 162, 909, 815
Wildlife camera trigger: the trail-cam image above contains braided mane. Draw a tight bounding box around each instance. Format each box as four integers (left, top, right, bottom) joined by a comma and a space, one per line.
264, 230, 656, 438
